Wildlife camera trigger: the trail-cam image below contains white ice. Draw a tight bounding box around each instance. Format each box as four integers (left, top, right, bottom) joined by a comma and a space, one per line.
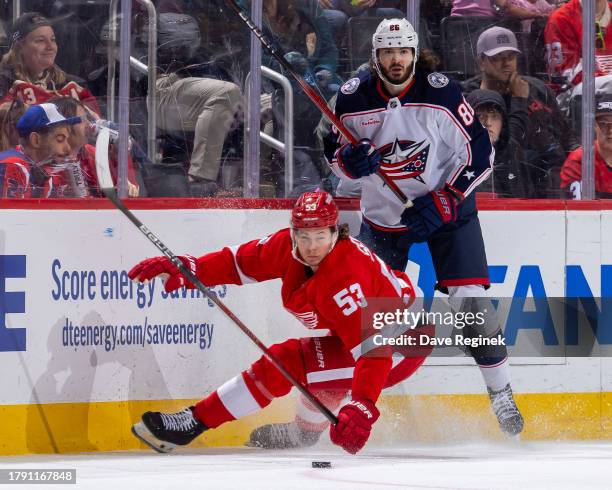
1, 442, 610, 490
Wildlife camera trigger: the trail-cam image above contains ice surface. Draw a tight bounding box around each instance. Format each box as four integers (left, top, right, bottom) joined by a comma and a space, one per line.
1, 441, 610, 490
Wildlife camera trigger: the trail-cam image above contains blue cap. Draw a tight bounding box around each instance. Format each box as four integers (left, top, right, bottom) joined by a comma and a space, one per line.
16, 103, 81, 137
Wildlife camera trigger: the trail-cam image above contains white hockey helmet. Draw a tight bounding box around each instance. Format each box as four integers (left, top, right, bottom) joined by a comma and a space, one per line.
372, 18, 419, 86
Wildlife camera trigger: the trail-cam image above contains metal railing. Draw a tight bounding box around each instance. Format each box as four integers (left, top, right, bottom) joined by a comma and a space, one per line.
107, 0, 157, 162
244, 67, 294, 197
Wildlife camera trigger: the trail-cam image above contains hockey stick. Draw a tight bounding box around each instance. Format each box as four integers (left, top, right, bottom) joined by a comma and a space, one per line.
94, 128, 338, 425
225, 0, 413, 208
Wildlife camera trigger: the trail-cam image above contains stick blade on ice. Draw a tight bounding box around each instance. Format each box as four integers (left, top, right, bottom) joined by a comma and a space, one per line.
95, 127, 114, 191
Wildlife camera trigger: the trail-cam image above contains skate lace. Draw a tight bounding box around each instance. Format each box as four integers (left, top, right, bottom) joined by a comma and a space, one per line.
490, 386, 520, 421
160, 409, 198, 432
270, 423, 300, 446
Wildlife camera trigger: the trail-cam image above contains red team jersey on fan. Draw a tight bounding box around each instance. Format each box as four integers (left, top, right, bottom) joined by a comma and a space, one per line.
560, 144, 612, 198
3, 79, 100, 115
544, 0, 612, 84
0, 149, 33, 198
194, 228, 415, 402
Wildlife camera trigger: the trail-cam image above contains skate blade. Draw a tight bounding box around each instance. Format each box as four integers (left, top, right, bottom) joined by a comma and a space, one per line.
132, 422, 177, 454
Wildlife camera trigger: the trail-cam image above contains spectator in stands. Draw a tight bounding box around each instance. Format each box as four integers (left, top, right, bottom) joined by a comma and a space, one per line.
560, 92, 612, 199
448, 0, 553, 18
0, 99, 25, 151
318, 0, 405, 46
545, 0, 612, 87
463, 26, 579, 197
0, 12, 99, 115
466, 89, 532, 197
240, 0, 341, 195
153, 13, 242, 197
255, 0, 341, 95
0, 102, 78, 198
49, 96, 140, 197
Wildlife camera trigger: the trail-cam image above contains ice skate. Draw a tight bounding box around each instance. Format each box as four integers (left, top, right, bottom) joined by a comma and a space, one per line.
488, 384, 524, 437
132, 407, 207, 453
246, 422, 322, 449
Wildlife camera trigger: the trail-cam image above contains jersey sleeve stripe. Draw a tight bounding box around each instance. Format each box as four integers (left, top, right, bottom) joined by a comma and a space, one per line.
349, 321, 412, 361
462, 145, 494, 196
228, 245, 257, 285
306, 367, 354, 384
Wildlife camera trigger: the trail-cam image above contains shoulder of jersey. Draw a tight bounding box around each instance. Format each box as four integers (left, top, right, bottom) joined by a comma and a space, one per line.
333, 237, 375, 269
335, 72, 379, 115
425, 71, 457, 91
338, 71, 373, 99
421, 71, 462, 104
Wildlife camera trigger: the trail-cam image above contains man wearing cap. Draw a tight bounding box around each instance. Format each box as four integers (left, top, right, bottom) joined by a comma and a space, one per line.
466, 89, 530, 197
462, 26, 579, 198
0, 102, 79, 198
561, 92, 612, 199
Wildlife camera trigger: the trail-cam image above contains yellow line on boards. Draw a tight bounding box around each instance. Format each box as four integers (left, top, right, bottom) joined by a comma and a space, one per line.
0, 393, 610, 456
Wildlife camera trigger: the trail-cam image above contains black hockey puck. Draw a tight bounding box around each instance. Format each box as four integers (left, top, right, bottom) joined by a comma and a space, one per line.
312, 461, 332, 468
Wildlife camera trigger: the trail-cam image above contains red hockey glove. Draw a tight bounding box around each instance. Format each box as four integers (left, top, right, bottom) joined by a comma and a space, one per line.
329, 398, 380, 454
128, 255, 199, 293
400, 184, 464, 241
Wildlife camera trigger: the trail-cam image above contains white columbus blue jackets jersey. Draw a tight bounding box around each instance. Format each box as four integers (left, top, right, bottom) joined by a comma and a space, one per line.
324, 70, 494, 230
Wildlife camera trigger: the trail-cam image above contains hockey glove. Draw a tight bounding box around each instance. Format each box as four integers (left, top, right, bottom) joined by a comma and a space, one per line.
338, 140, 381, 179
128, 255, 199, 293
400, 185, 463, 241
329, 398, 379, 454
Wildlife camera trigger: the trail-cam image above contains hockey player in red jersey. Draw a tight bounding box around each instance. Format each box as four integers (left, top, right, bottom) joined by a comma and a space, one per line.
128, 191, 429, 454
317, 18, 524, 438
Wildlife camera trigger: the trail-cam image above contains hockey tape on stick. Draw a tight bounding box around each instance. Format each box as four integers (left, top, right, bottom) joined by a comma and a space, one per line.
224, 0, 412, 208
94, 128, 338, 425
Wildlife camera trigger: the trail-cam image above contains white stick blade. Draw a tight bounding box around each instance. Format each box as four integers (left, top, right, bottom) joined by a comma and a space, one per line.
95, 127, 114, 190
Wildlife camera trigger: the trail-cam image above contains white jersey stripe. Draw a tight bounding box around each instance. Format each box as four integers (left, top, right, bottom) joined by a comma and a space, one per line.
228, 245, 257, 285
306, 367, 354, 384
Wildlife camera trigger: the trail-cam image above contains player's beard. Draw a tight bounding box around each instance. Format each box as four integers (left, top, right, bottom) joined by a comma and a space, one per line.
381, 63, 413, 85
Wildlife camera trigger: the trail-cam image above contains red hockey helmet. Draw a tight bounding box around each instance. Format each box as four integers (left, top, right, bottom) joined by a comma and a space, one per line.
291, 191, 339, 229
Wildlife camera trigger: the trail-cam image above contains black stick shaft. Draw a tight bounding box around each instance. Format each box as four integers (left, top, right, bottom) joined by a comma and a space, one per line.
102, 188, 338, 425
225, 0, 410, 206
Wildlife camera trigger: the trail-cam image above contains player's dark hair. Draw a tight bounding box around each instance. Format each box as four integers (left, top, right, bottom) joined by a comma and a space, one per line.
337, 223, 350, 240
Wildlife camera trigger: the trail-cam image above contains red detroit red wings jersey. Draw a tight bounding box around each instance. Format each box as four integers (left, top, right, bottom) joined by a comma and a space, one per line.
544, 0, 612, 84
193, 228, 415, 401
0, 149, 31, 198
4, 80, 100, 116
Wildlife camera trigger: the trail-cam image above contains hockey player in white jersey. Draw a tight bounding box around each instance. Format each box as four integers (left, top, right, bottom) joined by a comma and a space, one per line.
248, 18, 523, 450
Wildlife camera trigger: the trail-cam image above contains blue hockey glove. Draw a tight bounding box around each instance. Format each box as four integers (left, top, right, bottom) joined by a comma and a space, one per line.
401, 185, 464, 240
338, 140, 381, 179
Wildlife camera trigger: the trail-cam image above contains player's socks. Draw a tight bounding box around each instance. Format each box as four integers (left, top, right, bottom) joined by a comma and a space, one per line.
132, 407, 207, 453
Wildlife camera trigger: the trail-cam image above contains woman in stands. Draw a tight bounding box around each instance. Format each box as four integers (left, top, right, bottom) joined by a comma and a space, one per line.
0, 12, 99, 115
